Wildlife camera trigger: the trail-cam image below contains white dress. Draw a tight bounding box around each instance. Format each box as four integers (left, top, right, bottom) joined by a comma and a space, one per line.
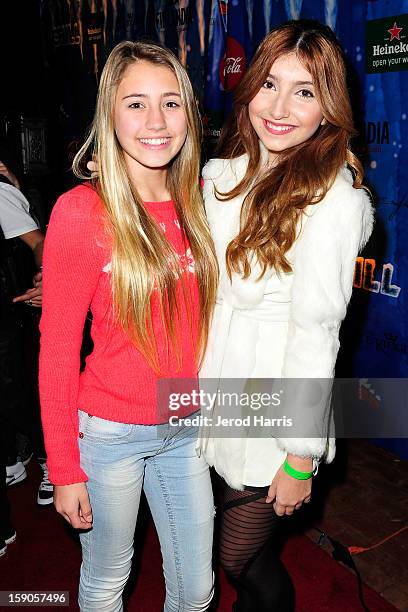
198, 152, 374, 490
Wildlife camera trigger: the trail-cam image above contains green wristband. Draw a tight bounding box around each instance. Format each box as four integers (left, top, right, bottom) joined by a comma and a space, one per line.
283, 459, 313, 480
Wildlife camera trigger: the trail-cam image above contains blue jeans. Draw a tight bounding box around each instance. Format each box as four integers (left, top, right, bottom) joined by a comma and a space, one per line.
78, 410, 214, 612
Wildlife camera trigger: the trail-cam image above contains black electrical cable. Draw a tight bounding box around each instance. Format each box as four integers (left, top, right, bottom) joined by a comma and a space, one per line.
313, 526, 371, 612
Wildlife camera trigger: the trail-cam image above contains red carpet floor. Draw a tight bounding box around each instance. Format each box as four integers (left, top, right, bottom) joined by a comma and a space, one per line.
0, 462, 397, 612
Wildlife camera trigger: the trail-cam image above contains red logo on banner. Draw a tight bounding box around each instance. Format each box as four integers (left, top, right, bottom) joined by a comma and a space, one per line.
219, 37, 246, 91
387, 22, 403, 41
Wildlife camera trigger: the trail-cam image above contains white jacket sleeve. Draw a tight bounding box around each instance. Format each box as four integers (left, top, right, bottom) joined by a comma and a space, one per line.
276, 175, 374, 461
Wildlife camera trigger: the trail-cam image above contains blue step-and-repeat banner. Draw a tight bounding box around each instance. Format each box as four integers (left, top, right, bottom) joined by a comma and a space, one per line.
40, 0, 408, 457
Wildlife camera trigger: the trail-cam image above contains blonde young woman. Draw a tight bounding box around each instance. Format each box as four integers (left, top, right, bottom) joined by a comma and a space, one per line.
199, 20, 374, 611
39, 42, 218, 611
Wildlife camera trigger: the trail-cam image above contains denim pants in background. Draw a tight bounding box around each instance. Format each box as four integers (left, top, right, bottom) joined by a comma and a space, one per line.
77, 410, 214, 612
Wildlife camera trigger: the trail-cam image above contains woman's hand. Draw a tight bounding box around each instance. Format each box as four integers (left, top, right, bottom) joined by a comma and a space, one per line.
13, 271, 43, 307
54, 482, 93, 529
266, 455, 313, 516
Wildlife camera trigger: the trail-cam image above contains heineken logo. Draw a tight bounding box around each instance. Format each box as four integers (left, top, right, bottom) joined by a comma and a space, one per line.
366, 14, 408, 73
219, 37, 246, 91
388, 22, 403, 41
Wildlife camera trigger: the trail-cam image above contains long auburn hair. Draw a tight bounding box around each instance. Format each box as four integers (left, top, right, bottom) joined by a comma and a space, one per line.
73, 41, 218, 372
216, 19, 365, 279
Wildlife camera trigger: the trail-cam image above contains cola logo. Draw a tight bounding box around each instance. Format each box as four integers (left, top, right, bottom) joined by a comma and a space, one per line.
219, 37, 246, 91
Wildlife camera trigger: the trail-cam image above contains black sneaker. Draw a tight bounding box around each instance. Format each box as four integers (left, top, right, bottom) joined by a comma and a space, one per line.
6, 460, 27, 486
37, 461, 54, 506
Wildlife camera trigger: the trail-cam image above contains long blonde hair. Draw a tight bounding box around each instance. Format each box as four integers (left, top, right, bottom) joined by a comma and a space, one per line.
216, 19, 365, 279
73, 41, 218, 372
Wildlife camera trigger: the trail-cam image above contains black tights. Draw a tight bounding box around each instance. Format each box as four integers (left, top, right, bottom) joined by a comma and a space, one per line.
218, 481, 295, 611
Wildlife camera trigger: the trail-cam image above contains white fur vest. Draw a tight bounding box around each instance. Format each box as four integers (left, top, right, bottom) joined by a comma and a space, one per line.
198, 153, 374, 490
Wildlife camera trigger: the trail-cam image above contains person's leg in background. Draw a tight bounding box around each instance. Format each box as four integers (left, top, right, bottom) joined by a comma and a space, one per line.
0, 319, 27, 487
0, 321, 18, 556
144, 421, 214, 612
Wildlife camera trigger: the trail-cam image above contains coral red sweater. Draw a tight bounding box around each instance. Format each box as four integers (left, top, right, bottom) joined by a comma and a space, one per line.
39, 185, 200, 485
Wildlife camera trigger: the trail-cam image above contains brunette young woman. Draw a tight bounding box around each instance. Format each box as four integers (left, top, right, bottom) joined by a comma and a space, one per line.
199, 20, 374, 611
39, 41, 218, 612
